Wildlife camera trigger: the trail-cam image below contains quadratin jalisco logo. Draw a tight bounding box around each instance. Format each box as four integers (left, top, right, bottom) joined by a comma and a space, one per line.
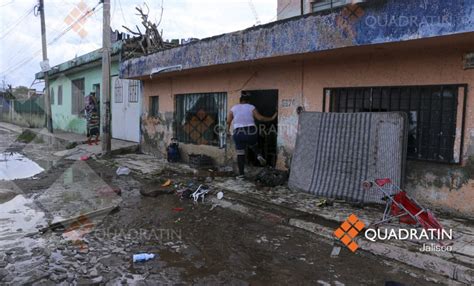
333, 214, 366, 252
64, 0, 91, 38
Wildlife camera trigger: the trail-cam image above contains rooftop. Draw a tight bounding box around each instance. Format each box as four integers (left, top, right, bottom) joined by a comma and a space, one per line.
120, 0, 474, 79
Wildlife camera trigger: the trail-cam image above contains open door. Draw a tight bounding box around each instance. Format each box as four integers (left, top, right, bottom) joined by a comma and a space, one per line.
244, 90, 278, 167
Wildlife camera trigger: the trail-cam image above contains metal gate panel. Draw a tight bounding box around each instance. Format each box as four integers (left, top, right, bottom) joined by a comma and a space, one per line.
288, 112, 407, 204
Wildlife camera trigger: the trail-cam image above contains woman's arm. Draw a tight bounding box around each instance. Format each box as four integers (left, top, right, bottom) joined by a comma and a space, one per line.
253, 109, 277, 122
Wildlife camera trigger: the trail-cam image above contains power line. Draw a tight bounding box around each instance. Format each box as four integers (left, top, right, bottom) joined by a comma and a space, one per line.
0, 7, 35, 40
0, 0, 15, 8
0, 1, 103, 76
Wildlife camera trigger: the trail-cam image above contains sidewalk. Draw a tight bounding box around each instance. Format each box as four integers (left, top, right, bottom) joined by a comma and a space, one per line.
211, 178, 474, 285
0, 122, 138, 160
107, 153, 473, 285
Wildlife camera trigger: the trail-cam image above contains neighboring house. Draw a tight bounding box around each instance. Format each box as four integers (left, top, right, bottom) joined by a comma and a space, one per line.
35, 41, 142, 142
120, 0, 474, 217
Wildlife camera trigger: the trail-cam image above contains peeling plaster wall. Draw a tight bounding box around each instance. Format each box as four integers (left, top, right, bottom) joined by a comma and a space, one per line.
138, 34, 474, 216
121, 0, 473, 79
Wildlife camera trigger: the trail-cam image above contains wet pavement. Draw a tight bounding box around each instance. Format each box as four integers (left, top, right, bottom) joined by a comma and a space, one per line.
0, 125, 460, 285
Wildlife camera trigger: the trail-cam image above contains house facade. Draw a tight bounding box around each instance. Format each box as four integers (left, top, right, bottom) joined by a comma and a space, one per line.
120, 0, 474, 217
36, 42, 142, 142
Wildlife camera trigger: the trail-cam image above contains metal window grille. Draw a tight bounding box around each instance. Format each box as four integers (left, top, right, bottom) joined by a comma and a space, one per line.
311, 0, 346, 13
71, 78, 85, 115
128, 80, 139, 103
58, 85, 63, 106
175, 92, 227, 147
149, 96, 159, 117
50, 87, 54, 105
323, 85, 467, 164
114, 78, 123, 103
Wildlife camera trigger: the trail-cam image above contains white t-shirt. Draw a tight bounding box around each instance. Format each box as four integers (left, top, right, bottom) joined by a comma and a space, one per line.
231, 103, 256, 129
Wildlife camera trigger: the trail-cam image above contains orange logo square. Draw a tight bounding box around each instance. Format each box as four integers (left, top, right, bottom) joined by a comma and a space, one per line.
334, 214, 366, 252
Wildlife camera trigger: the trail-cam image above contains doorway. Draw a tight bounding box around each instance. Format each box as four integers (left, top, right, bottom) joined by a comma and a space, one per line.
244, 89, 278, 167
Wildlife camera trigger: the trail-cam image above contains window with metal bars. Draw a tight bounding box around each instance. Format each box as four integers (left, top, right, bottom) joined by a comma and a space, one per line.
175, 92, 227, 147
114, 78, 123, 103
311, 0, 346, 13
324, 85, 467, 164
128, 80, 139, 103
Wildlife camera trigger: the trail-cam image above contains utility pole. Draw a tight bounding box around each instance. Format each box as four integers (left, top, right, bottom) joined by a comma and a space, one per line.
101, 0, 111, 153
39, 0, 53, 133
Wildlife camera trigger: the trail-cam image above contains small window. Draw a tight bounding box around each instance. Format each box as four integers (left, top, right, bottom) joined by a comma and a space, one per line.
325, 85, 466, 164
114, 78, 123, 103
128, 80, 139, 103
50, 87, 54, 105
57, 85, 63, 105
149, 96, 159, 117
175, 92, 227, 146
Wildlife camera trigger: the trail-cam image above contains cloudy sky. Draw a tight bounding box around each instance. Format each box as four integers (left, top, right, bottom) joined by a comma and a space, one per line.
0, 0, 277, 89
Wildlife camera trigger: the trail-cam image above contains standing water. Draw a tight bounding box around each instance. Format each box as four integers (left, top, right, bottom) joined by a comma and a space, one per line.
0, 152, 44, 181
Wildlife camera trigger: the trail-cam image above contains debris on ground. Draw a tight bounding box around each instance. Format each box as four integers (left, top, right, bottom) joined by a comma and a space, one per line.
172, 207, 184, 212
80, 155, 90, 161
16, 129, 37, 143
317, 199, 334, 207
65, 141, 78, 149
255, 168, 288, 187
330, 246, 341, 258
176, 188, 193, 200
192, 184, 210, 203
132, 253, 156, 263
217, 191, 224, 200
162, 179, 172, 187
116, 166, 131, 176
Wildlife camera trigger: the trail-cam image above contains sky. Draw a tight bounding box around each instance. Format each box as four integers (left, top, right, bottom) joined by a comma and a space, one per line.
0, 0, 277, 89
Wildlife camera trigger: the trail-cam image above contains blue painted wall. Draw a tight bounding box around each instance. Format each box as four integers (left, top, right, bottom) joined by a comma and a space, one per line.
121, 0, 474, 78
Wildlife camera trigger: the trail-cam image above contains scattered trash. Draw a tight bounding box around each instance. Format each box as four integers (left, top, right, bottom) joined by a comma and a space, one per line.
80, 155, 90, 161
172, 207, 184, 212
330, 246, 341, 258
96, 186, 122, 197
216, 191, 224, 200
161, 179, 172, 187
65, 141, 78, 149
317, 199, 334, 207
174, 218, 182, 223
209, 204, 218, 211
191, 184, 210, 203
176, 188, 193, 200
116, 166, 131, 176
218, 166, 233, 173
132, 253, 156, 263
255, 168, 288, 187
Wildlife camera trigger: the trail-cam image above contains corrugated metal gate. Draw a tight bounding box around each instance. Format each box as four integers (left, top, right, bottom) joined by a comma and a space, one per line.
289, 112, 407, 204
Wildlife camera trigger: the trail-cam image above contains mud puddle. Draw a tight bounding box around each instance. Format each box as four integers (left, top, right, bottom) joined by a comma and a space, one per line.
0, 194, 46, 251
0, 152, 44, 181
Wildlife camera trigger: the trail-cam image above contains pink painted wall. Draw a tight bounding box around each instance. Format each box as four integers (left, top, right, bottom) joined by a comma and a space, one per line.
140, 34, 474, 217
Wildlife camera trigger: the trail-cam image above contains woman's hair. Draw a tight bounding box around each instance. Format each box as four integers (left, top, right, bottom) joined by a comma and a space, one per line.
240, 93, 250, 103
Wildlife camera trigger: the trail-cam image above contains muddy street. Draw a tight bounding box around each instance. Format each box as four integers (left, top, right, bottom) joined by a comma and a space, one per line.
0, 125, 457, 285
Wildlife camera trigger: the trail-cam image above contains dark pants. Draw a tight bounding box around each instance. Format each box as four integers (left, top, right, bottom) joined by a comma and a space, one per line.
233, 126, 260, 175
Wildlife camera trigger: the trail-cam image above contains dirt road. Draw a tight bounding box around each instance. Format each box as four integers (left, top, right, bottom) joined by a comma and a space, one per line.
0, 125, 453, 285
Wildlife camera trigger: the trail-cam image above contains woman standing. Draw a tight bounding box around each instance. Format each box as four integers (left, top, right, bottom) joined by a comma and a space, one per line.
85, 92, 100, 145
226, 94, 277, 177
